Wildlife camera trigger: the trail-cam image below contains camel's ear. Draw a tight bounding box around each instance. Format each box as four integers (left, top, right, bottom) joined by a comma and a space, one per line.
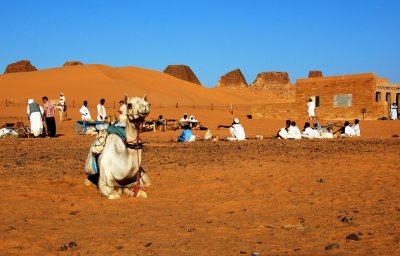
124, 93, 128, 104
143, 94, 147, 102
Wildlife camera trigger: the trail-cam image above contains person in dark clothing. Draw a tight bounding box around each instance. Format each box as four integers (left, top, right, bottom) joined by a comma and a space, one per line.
42, 96, 57, 137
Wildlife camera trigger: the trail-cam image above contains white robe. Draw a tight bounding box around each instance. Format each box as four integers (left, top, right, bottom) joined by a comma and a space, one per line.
80, 106, 92, 121
288, 125, 302, 139
227, 124, 246, 140
97, 104, 107, 121
307, 102, 315, 117
27, 105, 44, 137
390, 105, 398, 120
352, 124, 361, 136
342, 126, 355, 137
303, 127, 323, 139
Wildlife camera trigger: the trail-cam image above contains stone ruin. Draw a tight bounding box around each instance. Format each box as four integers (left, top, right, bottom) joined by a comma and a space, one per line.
4, 60, 38, 74
63, 61, 84, 67
308, 70, 323, 78
163, 65, 202, 85
216, 69, 248, 88
250, 72, 295, 99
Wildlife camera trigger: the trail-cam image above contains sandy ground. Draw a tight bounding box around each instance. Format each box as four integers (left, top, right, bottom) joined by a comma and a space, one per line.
0, 105, 400, 255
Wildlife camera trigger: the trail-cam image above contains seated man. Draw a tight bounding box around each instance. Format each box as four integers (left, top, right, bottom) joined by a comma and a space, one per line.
189, 115, 200, 129
80, 100, 92, 121
179, 113, 190, 127
341, 121, 355, 137
314, 122, 333, 139
156, 114, 166, 129
277, 120, 291, 139
287, 121, 301, 139
351, 119, 361, 136
218, 118, 246, 141
302, 122, 315, 138
177, 124, 196, 142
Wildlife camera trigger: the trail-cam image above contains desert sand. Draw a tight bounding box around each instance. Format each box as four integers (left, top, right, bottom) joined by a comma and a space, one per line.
0, 66, 399, 255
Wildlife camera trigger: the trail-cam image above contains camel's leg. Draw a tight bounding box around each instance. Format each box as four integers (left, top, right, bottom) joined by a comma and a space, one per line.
123, 188, 135, 197
98, 175, 121, 199
136, 189, 148, 198
84, 174, 99, 188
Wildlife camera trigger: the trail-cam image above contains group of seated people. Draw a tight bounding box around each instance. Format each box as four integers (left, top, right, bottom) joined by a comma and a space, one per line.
179, 113, 199, 129
277, 119, 361, 139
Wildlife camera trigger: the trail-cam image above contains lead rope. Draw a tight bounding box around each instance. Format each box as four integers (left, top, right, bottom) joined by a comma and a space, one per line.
133, 122, 143, 196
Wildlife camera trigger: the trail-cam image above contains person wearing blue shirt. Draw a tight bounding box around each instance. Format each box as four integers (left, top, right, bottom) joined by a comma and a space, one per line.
177, 124, 192, 142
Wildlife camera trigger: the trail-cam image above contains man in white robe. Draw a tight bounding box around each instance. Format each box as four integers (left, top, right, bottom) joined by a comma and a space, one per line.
288, 121, 302, 139
80, 100, 92, 121
97, 98, 107, 121
27, 99, 44, 137
218, 118, 246, 141
351, 119, 361, 136
307, 99, 315, 120
390, 102, 398, 120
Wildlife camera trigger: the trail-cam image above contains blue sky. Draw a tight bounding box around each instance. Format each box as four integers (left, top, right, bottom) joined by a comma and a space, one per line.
1, 0, 399, 87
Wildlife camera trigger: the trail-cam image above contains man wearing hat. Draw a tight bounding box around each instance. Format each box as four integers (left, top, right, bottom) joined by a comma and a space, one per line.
218, 118, 246, 141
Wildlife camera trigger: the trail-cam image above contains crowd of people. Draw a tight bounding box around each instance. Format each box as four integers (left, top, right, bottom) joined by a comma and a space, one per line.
26, 94, 398, 140
277, 119, 361, 139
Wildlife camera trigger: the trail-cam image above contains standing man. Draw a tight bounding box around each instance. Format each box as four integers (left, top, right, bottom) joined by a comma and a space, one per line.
97, 98, 107, 121
390, 102, 398, 120
42, 96, 57, 137
27, 98, 44, 137
307, 98, 315, 120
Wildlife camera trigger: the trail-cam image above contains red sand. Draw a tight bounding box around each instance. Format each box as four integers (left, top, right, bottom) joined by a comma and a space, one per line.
0, 66, 400, 255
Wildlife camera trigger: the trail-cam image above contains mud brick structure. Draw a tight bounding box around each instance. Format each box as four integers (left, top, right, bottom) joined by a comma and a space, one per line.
253, 73, 400, 120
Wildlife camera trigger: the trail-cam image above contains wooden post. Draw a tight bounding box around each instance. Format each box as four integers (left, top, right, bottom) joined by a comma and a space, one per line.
5, 98, 7, 107
193, 105, 195, 109
113, 101, 115, 109
176, 102, 178, 108
73, 100, 75, 108
230, 104, 233, 115
211, 104, 213, 111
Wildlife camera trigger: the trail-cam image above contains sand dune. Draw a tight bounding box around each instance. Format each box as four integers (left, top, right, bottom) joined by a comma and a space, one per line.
0, 64, 268, 105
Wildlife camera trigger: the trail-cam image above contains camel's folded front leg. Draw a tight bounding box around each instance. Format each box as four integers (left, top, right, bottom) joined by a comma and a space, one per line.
98, 174, 121, 200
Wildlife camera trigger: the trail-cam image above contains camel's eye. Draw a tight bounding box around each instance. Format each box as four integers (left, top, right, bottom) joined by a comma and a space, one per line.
127, 103, 132, 109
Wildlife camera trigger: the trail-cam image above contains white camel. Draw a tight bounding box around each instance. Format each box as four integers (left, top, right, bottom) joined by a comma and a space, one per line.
56, 102, 67, 122
85, 95, 151, 199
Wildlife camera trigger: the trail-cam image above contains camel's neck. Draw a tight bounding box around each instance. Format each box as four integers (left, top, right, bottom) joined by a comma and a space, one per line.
125, 121, 139, 142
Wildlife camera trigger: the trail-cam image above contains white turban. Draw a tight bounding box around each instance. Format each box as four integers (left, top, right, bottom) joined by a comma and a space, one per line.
27, 99, 34, 104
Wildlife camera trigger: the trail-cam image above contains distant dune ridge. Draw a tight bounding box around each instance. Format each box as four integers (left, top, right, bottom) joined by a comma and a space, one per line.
216, 69, 248, 88
4, 60, 37, 74
0, 64, 271, 105
163, 65, 202, 85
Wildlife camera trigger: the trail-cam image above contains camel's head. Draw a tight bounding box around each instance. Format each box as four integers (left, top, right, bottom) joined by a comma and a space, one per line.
125, 94, 150, 122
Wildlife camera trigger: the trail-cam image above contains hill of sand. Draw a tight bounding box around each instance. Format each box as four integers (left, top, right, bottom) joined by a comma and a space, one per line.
0, 64, 269, 106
